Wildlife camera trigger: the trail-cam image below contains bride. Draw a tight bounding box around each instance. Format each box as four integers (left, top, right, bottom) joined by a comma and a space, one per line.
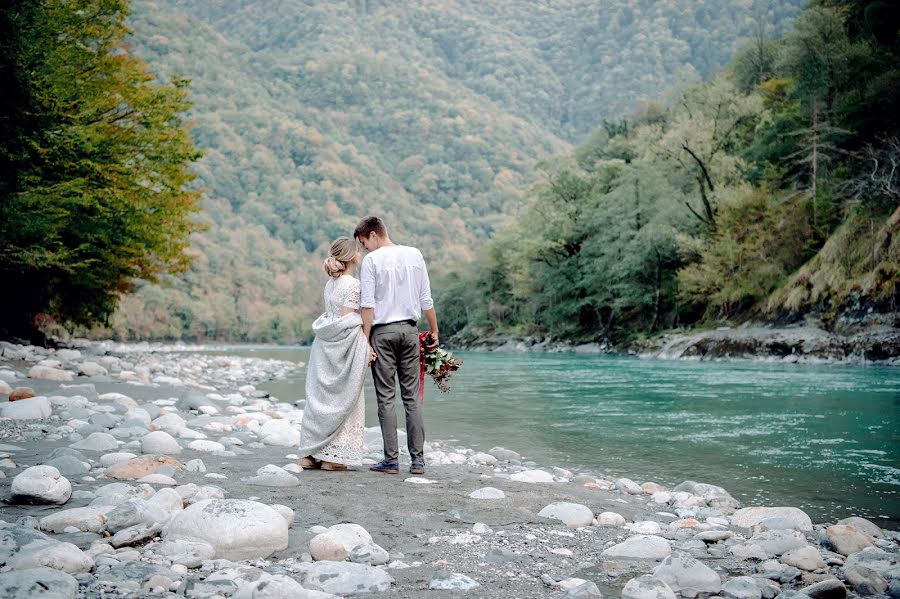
298, 237, 374, 471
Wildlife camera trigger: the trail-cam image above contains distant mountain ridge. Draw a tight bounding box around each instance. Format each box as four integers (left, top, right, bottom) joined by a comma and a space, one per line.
107, 0, 805, 341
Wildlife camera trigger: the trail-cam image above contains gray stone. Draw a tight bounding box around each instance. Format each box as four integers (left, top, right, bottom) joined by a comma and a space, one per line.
0, 567, 79, 599
69, 432, 118, 451
616, 478, 643, 494
673, 480, 740, 509
428, 570, 480, 591
295, 561, 394, 594
163, 498, 288, 560
732, 507, 813, 532
28, 365, 74, 381
10, 465, 72, 505
749, 529, 808, 556
488, 447, 520, 461
653, 552, 722, 594
43, 455, 89, 476
842, 565, 888, 595
141, 430, 182, 455
695, 530, 733, 542
825, 525, 875, 556
538, 502, 594, 528
722, 576, 763, 599
888, 579, 900, 598
310, 523, 373, 561
97, 561, 179, 585
152, 538, 216, 568
844, 548, 900, 580
110, 521, 163, 548
242, 464, 300, 487
732, 543, 769, 561
233, 575, 338, 599
836, 517, 883, 539
602, 535, 672, 560
469, 487, 505, 499
348, 542, 390, 566
781, 546, 827, 571
104, 499, 169, 533
0, 523, 93, 574
621, 575, 677, 599
563, 581, 603, 598
39, 508, 107, 534
800, 578, 846, 599
0, 396, 51, 420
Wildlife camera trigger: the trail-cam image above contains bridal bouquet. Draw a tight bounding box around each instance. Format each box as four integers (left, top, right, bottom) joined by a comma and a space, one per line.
419, 331, 463, 397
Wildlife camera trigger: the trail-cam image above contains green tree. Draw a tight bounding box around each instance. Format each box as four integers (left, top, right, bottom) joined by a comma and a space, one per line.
0, 0, 202, 341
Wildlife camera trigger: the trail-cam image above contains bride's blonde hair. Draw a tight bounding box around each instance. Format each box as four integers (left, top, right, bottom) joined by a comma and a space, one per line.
324, 236, 357, 277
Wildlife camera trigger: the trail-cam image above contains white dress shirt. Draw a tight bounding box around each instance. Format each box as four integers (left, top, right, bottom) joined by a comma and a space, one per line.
360, 245, 433, 325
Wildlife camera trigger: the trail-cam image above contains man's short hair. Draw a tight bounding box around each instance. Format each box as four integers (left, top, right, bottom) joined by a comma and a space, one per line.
354, 216, 386, 240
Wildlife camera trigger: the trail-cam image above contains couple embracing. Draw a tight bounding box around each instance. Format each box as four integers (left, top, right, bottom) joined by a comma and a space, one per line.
297, 216, 439, 476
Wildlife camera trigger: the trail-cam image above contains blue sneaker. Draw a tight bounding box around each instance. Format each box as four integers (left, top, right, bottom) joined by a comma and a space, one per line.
369, 459, 399, 474
409, 461, 425, 475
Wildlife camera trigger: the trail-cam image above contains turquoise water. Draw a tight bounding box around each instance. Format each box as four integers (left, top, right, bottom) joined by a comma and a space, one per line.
232, 347, 900, 528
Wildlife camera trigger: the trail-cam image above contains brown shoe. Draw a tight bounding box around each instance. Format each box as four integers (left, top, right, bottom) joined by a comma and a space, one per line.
300, 456, 320, 470
321, 461, 348, 471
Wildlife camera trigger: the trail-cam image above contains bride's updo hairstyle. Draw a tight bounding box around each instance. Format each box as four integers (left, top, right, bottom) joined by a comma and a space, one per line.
324, 236, 356, 277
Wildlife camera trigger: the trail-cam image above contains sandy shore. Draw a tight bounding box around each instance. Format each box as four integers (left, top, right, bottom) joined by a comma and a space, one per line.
1, 341, 898, 598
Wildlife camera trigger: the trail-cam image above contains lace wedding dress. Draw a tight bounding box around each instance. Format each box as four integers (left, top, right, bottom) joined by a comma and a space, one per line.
311, 275, 365, 466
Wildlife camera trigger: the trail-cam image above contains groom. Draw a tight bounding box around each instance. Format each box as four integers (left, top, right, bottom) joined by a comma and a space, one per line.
354, 216, 439, 475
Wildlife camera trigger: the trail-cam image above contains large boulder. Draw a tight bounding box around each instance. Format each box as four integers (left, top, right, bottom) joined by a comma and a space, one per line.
164, 499, 288, 560
10, 466, 72, 505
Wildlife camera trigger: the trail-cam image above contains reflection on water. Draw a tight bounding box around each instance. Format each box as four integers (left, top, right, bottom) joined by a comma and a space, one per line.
213, 345, 900, 528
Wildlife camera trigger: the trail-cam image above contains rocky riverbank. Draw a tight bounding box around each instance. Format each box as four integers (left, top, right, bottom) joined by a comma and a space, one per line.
1, 340, 898, 598
449, 323, 900, 366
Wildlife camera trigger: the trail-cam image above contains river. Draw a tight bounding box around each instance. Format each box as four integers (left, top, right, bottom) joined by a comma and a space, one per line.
218, 346, 899, 528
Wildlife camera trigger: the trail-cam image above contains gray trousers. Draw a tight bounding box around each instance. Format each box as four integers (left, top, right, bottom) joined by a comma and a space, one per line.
370, 322, 424, 462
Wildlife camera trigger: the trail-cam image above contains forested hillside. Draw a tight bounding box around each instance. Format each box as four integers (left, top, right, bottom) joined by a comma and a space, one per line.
439, 0, 899, 345
104, 0, 805, 341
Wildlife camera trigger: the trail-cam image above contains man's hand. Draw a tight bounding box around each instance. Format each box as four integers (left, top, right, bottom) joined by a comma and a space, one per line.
425, 331, 439, 351
423, 308, 439, 351
368, 347, 377, 365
